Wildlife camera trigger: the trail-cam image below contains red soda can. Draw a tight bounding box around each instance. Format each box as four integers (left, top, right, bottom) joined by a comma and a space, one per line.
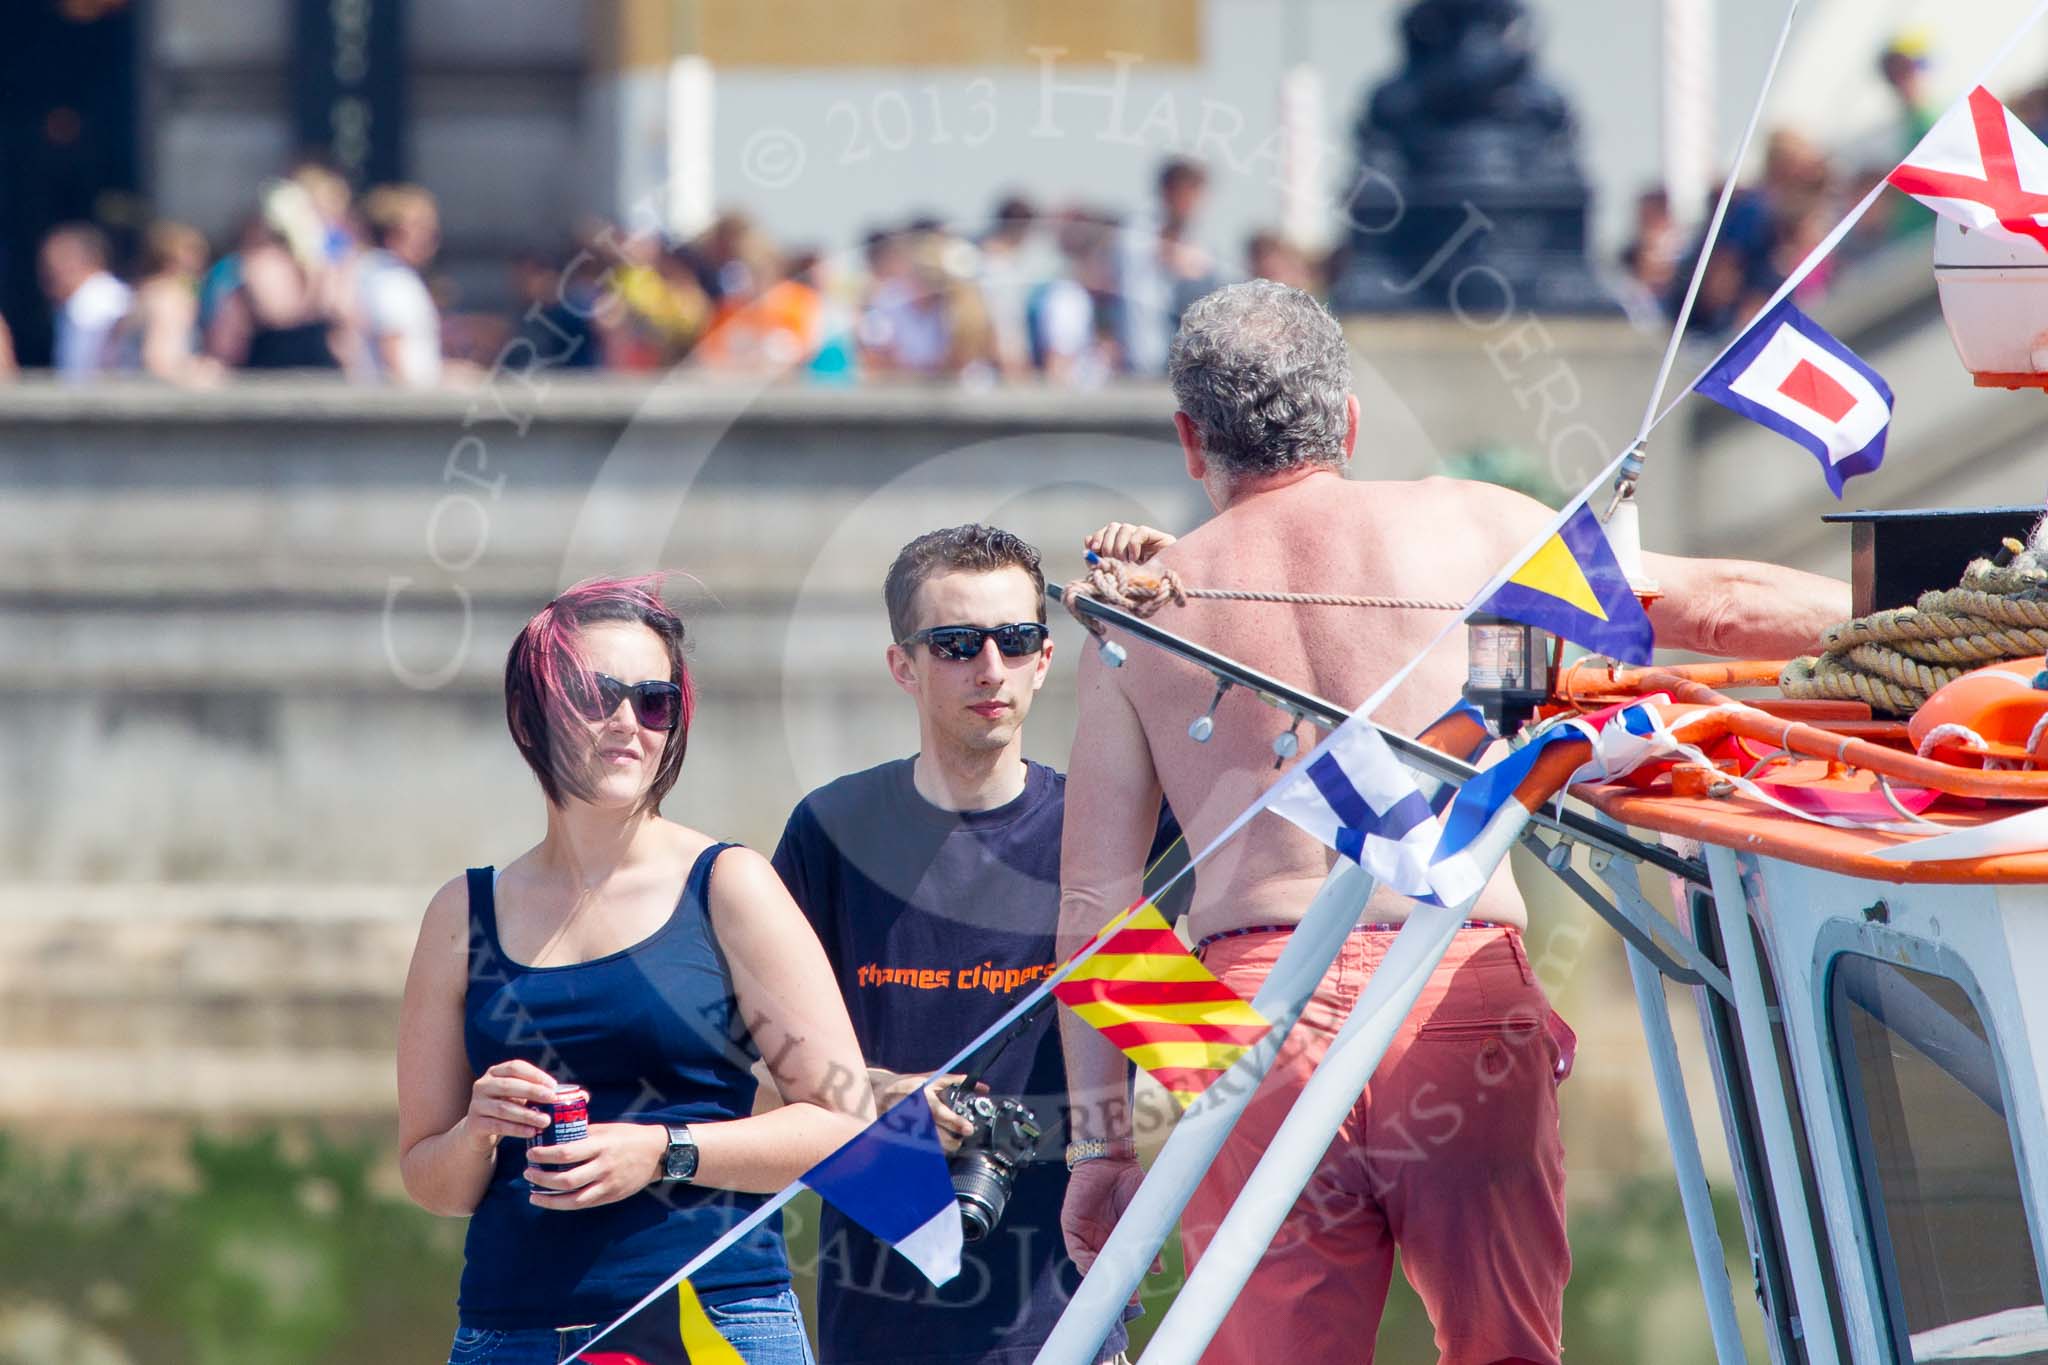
542, 1086, 590, 1146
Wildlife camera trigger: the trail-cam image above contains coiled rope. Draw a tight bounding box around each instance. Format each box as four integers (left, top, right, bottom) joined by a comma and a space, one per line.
1781, 532, 2048, 715
1061, 556, 1465, 636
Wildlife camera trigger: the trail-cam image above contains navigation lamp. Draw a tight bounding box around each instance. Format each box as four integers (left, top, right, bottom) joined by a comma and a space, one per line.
1464, 614, 1555, 737
1933, 216, 2048, 389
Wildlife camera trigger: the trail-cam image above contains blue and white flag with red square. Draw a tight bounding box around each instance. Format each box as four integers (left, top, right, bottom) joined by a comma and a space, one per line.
1694, 299, 1893, 497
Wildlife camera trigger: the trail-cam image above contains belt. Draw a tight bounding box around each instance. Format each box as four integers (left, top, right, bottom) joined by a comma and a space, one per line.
1193, 918, 1499, 959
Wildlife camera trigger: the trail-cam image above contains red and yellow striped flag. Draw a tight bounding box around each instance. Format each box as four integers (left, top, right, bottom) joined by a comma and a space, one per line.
1053, 904, 1271, 1107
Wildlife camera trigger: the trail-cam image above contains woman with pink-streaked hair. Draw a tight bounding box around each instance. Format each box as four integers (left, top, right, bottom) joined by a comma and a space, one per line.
396, 575, 872, 1365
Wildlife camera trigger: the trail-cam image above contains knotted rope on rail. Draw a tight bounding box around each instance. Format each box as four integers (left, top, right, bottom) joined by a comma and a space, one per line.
1061, 554, 1466, 638
1781, 527, 2048, 715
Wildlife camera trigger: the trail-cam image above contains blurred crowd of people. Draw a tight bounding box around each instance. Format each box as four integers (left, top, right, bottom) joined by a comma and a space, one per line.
24, 165, 451, 387
1616, 34, 2048, 338
24, 32, 2006, 389
7, 154, 1335, 389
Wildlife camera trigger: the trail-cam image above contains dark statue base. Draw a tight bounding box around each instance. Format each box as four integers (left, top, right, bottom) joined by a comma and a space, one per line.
1335, 0, 1620, 317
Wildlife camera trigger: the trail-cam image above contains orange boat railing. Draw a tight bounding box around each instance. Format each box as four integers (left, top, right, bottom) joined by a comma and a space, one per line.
1556, 659, 2048, 802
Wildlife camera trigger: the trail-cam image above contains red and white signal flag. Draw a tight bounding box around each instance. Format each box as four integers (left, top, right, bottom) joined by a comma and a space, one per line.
1889, 85, 2048, 253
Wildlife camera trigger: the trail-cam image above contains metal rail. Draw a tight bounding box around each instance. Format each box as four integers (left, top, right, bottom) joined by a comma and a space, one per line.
1048, 582, 1709, 887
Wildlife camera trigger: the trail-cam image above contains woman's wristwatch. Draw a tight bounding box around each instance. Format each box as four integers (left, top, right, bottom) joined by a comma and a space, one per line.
1064, 1138, 1137, 1171
658, 1124, 699, 1184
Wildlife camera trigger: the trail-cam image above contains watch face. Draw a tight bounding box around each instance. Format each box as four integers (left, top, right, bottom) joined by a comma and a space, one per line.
665, 1128, 698, 1182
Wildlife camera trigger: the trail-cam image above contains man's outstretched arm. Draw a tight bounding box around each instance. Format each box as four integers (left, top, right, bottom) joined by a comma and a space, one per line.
1643, 551, 1851, 660
1058, 639, 1164, 1272
1465, 481, 1850, 662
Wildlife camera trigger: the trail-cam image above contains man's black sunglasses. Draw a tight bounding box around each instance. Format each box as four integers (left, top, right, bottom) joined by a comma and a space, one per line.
901, 623, 1051, 662
571, 672, 684, 730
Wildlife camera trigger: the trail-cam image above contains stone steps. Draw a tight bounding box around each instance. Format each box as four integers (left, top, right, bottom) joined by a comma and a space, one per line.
0, 886, 419, 1116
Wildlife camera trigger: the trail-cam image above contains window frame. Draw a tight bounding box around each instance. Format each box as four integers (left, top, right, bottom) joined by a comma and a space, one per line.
1816, 927, 2048, 1363
1693, 886, 1853, 1364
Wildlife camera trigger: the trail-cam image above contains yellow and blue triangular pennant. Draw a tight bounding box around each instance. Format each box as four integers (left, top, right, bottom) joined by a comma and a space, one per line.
1477, 502, 1654, 663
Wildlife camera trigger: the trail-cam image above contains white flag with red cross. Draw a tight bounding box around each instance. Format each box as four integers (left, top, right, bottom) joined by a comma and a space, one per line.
1888, 85, 2048, 253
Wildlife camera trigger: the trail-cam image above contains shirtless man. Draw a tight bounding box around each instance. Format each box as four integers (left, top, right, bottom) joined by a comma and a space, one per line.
1056, 280, 1848, 1365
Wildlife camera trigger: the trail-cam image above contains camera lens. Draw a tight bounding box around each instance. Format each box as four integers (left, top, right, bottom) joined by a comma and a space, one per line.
943, 1092, 1038, 1242
951, 1156, 1010, 1243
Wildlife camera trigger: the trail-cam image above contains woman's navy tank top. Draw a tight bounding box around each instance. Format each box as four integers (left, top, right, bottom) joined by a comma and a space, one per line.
457, 842, 790, 1329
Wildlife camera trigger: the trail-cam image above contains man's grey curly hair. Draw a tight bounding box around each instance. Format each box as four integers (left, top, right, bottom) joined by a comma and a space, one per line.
1167, 280, 1353, 479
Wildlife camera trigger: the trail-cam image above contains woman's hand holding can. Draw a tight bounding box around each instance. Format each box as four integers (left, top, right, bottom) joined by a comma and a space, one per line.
460, 1060, 557, 1155
524, 1123, 668, 1210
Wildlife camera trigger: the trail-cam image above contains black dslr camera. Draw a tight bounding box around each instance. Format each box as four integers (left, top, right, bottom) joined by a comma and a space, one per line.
940, 1084, 1043, 1243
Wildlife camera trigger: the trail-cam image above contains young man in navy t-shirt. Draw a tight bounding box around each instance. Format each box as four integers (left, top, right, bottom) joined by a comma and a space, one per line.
772, 524, 1139, 1365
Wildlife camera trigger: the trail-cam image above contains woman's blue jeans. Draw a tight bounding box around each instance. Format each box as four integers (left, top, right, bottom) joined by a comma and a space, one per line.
447, 1287, 814, 1365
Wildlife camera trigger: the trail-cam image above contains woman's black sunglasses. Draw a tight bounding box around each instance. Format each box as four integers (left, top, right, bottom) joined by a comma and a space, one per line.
902, 623, 1051, 662
572, 672, 684, 730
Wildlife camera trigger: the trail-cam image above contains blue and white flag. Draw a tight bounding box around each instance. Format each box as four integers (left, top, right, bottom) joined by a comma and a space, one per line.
1435, 700, 1670, 864
799, 1093, 963, 1287
1694, 299, 1893, 497
1267, 717, 1487, 908
1580, 699, 1669, 782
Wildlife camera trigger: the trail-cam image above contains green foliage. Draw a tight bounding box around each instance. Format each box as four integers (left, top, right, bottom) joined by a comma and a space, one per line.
0, 1132, 1768, 1364
1443, 445, 1568, 507
1110, 1176, 1767, 1364
0, 1129, 464, 1365
1564, 1176, 1771, 1363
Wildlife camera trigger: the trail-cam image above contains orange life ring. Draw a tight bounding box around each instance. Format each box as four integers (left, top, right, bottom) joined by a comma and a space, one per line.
1906, 655, 2048, 765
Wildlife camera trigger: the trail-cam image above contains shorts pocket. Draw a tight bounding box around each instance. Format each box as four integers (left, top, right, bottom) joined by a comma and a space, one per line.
1413, 1011, 1552, 1092
1414, 1003, 1546, 1046
1412, 1018, 1508, 1043
1547, 1007, 1578, 1083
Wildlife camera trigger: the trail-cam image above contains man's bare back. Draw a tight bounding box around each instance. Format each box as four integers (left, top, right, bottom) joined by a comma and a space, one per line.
1105, 468, 1539, 939
1054, 279, 1851, 1325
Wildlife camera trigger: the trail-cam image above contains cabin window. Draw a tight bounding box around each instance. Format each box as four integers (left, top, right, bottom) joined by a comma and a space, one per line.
1828, 953, 2046, 1361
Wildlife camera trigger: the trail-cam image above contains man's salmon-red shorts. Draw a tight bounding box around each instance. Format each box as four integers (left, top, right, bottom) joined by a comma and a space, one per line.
1182, 923, 1577, 1365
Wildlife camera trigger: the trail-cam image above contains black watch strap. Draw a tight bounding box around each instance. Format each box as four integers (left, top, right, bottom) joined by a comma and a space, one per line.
660, 1123, 699, 1184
